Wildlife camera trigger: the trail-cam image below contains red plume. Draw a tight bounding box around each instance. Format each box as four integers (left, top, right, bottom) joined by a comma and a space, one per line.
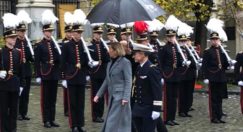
134, 21, 148, 35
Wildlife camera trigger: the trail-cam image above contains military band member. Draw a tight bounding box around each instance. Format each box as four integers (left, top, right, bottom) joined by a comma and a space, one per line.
34, 10, 61, 128
89, 24, 110, 123
0, 13, 24, 132
235, 52, 243, 114
203, 19, 229, 123
61, 12, 74, 117
15, 10, 34, 121
132, 43, 162, 132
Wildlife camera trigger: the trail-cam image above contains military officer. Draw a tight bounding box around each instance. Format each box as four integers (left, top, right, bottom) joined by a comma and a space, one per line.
132, 43, 163, 132
0, 13, 25, 132
15, 11, 34, 121
106, 26, 118, 43
34, 10, 61, 128
235, 51, 243, 114
88, 24, 110, 123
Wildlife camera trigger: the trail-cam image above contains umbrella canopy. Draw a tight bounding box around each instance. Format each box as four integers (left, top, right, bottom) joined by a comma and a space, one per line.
87, 0, 166, 25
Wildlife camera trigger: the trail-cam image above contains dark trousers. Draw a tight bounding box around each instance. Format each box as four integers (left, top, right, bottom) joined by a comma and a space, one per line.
19, 77, 31, 116
240, 88, 243, 114
156, 116, 168, 132
67, 84, 85, 128
188, 79, 195, 109
133, 116, 157, 132
41, 80, 58, 123
163, 82, 179, 122
178, 80, 192, 114
208, 82, 223, 120
63, 88, 69, 115
90, 78, 105, 120
0, 91, 19, 132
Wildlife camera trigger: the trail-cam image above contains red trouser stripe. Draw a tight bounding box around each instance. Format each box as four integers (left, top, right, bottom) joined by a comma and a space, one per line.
40, 83, 44, 122
240, 88, 243, 114
67, 88, 72, 128
208, 84, 212, 120
163, 84, 167, 122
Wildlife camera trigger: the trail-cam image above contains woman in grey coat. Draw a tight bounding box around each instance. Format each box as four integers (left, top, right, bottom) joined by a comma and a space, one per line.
94, 42, 132, 132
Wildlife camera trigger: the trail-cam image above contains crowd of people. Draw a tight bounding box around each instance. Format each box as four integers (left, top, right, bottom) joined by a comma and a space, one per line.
0, 8, 242, 132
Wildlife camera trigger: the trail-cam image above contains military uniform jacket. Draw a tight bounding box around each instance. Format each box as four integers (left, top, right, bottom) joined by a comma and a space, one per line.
34, 38, 61, 80
202, 46, 229, 82
15, 37, 34, 77
159, 42, 183, 82
178, 46, 197, 81
88, 39, 110, 79
132, 60, 162, 117
0, 46, 24, 91
148, 42, 160, 68
62, 39, 89, 85
234, 52, 243, 82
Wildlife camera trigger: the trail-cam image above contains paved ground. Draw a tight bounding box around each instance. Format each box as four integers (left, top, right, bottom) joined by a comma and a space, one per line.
17, 85, 243, 132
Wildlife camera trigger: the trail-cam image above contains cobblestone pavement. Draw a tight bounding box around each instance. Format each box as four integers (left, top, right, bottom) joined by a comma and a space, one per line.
18, 86, 243, 132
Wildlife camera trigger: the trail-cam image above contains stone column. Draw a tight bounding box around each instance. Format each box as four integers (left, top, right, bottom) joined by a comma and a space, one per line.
16, 0, 55, 41
235, 11, 243, 53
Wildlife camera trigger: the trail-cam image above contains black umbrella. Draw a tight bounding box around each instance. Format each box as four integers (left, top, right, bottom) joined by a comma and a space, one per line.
87, 0, 166, 25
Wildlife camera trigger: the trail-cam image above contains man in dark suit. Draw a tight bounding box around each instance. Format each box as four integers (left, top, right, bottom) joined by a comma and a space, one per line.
235, 52, 243, 115
202, 32, 229, 123
88, 25, 110, 123
15, 22, 34, 121
34, 20, 61, 128
132, 43, 163, 132
0, 14, 25, 132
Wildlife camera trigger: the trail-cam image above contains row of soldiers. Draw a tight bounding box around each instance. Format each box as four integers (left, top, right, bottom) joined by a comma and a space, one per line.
0, 10, 243, 132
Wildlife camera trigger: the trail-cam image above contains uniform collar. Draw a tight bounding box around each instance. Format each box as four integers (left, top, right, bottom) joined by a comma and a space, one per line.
140, 59, 149, 67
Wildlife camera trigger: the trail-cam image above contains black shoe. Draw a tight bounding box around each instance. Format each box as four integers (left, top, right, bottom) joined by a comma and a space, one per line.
179, 113, 187, 117
185, 113, 192, 117
189, 108, 195, 111
44, 122, 52, 128
18, 115, 23, 121
64, 112, 69, 117
211, 119, 220, 124
78, 127, 87, 132
22, 116, 30, 120
219, 119, 226, 123
72, 127, 79, 132
93, 117, 104, 123
165, 121, 174, 126
172, 121, 179, 125
50, 121, 60, 127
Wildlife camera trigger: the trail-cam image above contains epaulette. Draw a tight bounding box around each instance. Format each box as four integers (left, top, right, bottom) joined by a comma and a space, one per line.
35, 39, 42, 45
205, 47, 210, 51
63, 40, 69, 43
150, 64, 156, 68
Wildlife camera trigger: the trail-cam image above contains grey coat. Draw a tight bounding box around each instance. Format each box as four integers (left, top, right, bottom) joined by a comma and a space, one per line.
96, 57, 132, 132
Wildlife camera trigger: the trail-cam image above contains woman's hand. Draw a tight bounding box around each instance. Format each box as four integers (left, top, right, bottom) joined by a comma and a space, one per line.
93, 96, 99, 103
122, 100, 128, 106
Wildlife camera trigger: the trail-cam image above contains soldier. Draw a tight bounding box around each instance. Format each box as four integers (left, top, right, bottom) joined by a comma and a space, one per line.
132, 43, 162, 132
235, 52, 243, 114
34, 10, 61, 128
89, 24, 110, 123
0, 13, 24, 132
202, 18, 229, 123
61, 9, 89, 132
15, 10, 34, 121
159, 15, 183, 126
106, 25, 118, 43
61, 12, 73, 117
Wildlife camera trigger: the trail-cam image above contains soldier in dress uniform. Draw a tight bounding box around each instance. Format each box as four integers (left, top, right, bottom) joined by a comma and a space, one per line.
106, 25, 118, 43
15, 10, 34, 121
61, 9, 89, 132
61, 12, 74, 117
159, 15, 183, 126
34, 10, 61, 128
0, 13, 25, 132
88, 24, 110, 123
131, 43, 163, 132
235, 51, 243, 114
202, 18, 229, 123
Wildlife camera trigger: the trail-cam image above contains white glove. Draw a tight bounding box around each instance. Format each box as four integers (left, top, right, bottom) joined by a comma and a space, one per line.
203, 79, 209, 84
19, 87, 24, 96
36, 77, 41, 84
86, 76, 90, 81
62, 80, 67, 88
0, 71, 7, 79
151, 111, 160, 120
161, 78, 164, 86
238, 81, 243, 86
